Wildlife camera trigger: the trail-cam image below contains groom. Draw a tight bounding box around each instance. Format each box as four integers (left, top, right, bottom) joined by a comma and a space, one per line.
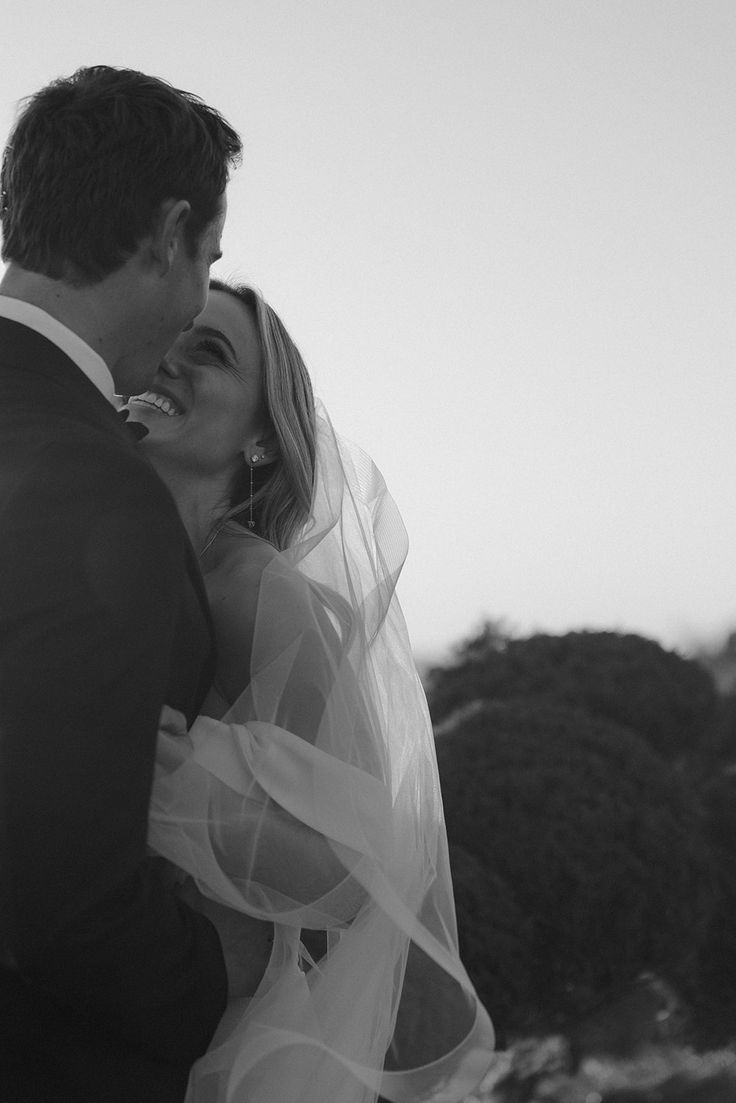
0, 68, 241, 1101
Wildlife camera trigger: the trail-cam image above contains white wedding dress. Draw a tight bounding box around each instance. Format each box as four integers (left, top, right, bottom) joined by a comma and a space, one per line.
148, 405, 495, 1102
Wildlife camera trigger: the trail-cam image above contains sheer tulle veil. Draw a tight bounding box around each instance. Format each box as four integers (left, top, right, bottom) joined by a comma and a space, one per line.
148, 402, 495, 1102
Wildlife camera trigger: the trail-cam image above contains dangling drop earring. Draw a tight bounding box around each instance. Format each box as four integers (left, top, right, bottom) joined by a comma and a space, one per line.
249, 454, 259, 528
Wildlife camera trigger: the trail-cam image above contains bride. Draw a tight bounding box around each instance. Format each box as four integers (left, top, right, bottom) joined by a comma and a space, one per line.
128, 280, 495, 1102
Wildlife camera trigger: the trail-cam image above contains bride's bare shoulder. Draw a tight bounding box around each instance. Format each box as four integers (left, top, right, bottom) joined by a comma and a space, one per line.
201, 525, 349, 713
203, 528, 278, 610
200, 529, 284, 707
204, 527, 340, 636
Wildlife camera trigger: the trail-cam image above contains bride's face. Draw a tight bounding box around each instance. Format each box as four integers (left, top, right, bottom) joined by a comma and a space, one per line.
126, 290, 265, 482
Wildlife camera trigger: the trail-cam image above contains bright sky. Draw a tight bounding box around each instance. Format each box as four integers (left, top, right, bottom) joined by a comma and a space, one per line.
2, 0, 735, 661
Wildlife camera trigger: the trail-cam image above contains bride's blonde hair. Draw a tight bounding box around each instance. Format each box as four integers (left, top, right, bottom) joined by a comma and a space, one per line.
211, 279, 316, 550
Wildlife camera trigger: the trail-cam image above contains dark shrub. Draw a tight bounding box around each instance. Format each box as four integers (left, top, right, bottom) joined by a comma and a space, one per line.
691, 772, 736, 1043
429, 628, 717, 761
701, 694, 736, 764
448, 845, 533, 1045
438, 700, 717, 1037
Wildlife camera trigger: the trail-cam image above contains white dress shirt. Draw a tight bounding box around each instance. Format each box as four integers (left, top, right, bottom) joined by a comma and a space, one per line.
0, 294, 116, 406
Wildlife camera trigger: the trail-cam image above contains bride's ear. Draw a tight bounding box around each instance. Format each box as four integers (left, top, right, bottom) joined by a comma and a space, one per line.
243, 429, 279, 468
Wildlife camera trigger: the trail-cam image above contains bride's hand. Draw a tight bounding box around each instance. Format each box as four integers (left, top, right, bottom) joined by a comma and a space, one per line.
158, 704, 188, 737
178, 876, 273, 1000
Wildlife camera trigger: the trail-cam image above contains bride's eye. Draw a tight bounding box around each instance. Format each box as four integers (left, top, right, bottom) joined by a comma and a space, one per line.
198, 338, 231, 367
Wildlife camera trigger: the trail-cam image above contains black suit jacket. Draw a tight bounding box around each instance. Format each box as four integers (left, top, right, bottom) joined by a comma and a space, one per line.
0, 319, 228, 1101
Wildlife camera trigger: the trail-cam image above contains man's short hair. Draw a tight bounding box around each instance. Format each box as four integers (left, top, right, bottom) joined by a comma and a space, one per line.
0, 66, 242, 285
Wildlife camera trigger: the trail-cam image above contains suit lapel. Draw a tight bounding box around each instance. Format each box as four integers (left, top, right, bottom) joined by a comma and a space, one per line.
0, 317, 218, 716
182, 539, 218, 715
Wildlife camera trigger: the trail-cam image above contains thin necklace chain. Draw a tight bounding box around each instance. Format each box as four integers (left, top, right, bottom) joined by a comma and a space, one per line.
199, 525, 221, 560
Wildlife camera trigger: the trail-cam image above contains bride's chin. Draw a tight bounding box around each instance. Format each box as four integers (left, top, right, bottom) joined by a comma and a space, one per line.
128, 411, 184, 433
139, 426, 179, 446
136, 423, 181, 452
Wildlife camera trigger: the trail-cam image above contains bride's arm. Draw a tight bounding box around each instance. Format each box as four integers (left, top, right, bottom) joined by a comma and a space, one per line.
208, 548, 385, 775
176, 875, 273, 998
152, 548, 380, 937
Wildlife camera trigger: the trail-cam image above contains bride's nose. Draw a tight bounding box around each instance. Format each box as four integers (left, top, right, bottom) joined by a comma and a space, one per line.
158, 354, 181, 379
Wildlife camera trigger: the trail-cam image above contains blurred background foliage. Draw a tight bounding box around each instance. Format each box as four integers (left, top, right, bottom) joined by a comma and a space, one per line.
425, 624, 736, 1077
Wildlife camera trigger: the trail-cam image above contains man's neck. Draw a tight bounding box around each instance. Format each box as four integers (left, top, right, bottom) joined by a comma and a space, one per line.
0, 263, 123, 370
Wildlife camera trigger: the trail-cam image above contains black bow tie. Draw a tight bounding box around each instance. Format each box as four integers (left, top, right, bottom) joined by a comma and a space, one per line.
117, 406, 149, 441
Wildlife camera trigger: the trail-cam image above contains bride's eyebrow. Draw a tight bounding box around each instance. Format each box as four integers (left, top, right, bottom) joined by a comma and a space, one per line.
192, 325, 237, 361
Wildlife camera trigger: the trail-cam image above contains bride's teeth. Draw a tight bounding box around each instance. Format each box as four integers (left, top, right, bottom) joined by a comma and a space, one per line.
134, 392, 181, 417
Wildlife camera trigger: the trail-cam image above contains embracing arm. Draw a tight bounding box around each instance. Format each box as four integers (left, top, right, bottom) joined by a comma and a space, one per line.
0, 443, 227, 1064
152, 547, 385, 924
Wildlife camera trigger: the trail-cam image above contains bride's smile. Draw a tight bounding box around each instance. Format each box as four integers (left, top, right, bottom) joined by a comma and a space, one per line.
127, 291, 269, 489
129, 389, 183, 417
125, 288, 280, 554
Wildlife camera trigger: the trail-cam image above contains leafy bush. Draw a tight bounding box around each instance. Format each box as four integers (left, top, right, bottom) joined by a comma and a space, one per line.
428, 628, 718, 761
438, 700, 717, 1038
700, 695, 736, 764
448, 845, 533, 1045
691, 773, 736, 1043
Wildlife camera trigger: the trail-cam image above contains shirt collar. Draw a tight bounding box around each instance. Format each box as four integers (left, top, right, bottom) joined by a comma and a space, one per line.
0, 295, 116, 406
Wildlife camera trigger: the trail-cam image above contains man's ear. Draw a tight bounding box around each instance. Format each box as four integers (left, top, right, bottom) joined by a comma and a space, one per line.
148, 198, 191, 274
